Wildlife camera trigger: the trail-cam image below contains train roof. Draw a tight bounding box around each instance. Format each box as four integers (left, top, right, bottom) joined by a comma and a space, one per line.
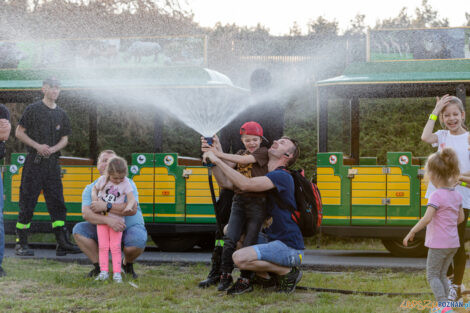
0, 66, 244, 91
316, 59, 470, 98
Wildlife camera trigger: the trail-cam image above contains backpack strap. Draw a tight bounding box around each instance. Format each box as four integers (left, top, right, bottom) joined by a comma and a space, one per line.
270, 189, 295, 213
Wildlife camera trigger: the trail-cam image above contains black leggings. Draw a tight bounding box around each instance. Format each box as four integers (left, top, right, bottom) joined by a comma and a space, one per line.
447, 209, 469, 285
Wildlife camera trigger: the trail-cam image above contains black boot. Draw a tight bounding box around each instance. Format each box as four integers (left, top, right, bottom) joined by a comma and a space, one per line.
15, 228, 34, 256
53, 226, 81, 256
198, 245, 222, 288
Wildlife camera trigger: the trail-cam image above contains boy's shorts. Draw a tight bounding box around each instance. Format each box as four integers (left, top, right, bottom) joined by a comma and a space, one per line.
252, 233, 304, 267
73, 221, 147, 249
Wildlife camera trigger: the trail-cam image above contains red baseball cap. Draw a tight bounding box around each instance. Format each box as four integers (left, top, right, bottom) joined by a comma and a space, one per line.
240, 121, 264, 137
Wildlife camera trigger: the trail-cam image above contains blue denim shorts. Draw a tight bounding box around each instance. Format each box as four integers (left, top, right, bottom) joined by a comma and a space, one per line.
252, 233, 304, 267
73, 222, 147, 249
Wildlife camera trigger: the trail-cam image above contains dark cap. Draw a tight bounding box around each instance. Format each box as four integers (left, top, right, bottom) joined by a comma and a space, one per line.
43, 77, 61, 87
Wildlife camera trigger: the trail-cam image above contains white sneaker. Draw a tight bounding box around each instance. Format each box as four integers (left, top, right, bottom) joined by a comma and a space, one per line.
95, 271, 109, 281
113, 272, 123, 283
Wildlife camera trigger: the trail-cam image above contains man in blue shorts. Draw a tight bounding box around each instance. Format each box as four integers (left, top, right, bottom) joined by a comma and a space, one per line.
203, 136, 303, 294
73, 150, 147, 278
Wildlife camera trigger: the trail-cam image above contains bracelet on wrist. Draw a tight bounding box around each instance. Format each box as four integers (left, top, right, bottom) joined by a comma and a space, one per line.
429, 114, 438, 121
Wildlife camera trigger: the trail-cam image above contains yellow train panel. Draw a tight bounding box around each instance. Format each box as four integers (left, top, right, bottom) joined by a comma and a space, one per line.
317, 167, 335, 175
155, 189, 175, 196
134, 182, 154, 189
317, 182, 341, 190
187, 181, 215, 189
322, 198, 341, 205
316, 175, 341, 183
62, 174, 92, 181
155, 182, 175, 189
136, 189, 156, 196
61, 167, 93, 174
155, 174, 175, 181
387, 183, 409, 189
387, 175, 410, 183
319, 190, 341, 197
133, 175, 154, 182
64, 195, 83, 202
62, 181, 92, 188
186, 197, 212, 204
387, 191, 410, 198
139, 195, 154, 203
352, 190, 385, 198
389, 168, 403, 175
185, 182, 210, 189
390, 198, 410, 205
352, 175, 386, 182
351, 198, 383, 205
155, 196, 175, 203
352, 167, 383, 174
186, 167, 210, 175
187, 189, 214, 197
186, 175, 211, 182
351, 182, 386, 190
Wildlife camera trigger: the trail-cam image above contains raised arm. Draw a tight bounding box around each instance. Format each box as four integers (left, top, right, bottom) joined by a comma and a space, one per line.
421, 95, 451, 144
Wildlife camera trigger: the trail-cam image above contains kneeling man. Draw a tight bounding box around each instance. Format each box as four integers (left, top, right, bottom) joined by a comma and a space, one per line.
203, 136, 303, 294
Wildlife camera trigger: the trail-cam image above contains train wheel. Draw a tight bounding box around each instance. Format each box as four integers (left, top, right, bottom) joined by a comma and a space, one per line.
152, 235, 198, 252
381, 239, 428, 257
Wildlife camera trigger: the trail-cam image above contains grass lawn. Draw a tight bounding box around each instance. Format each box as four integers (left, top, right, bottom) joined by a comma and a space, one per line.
2, 258, 468, 313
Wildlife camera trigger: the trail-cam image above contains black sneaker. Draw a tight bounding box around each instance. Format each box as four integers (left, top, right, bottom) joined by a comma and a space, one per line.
277, 267, 303, 294
0, 266, 5, 277
252, 274, 277, 290
217, 273, 233, 291
122, 261, 138, 279
87, 266, 100, 278
448, 284, 463, 302
15, 244, 34, 256
227, 277, 253, 295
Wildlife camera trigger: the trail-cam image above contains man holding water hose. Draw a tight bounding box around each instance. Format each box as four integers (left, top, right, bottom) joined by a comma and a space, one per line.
198, 68, 285, 288
202, 136, 304, 294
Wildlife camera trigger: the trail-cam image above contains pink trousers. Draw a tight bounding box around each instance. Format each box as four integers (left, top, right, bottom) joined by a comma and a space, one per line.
97, 224, 123, 273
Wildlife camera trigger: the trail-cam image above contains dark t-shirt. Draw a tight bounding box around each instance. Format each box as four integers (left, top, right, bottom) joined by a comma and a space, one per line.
19, 100, 71, 156
0, 104, 10, 159
233, 146, 269, 196
265, 169, 304, 250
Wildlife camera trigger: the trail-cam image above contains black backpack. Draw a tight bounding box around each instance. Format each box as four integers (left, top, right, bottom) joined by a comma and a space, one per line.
272, 168, 323, 237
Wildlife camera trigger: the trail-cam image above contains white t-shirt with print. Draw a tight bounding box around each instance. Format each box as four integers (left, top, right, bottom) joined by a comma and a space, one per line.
425, 130, 470, 209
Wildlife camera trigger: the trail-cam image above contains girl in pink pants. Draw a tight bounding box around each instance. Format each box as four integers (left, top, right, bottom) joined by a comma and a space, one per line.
92, 156, 135, 283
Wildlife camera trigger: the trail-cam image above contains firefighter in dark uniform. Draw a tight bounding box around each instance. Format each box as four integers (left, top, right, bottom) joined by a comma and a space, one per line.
15, 77, 80, 256
198, 68, 284, 288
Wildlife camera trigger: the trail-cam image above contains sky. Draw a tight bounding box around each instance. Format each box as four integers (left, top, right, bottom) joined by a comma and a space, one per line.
186, 0, 470, 35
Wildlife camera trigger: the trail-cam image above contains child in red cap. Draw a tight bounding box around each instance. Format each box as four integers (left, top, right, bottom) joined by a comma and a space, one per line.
205, 121, 269, 295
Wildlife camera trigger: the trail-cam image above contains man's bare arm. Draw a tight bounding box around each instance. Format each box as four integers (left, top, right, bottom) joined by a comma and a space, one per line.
90, 200, 137, 216
49, 136, 68, 154
82, 204, 126, 232
16, 125, 50, 156
208, 152, 275, 192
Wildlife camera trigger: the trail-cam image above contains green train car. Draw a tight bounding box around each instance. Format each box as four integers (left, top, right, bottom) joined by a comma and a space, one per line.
3, 152, 219, 252
316, 58, 470, 256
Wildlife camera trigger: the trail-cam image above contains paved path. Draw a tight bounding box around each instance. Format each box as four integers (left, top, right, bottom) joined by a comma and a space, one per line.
3, 245, 440, 271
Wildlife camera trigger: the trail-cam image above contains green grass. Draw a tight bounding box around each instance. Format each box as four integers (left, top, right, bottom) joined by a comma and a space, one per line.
0, 258, 464, 313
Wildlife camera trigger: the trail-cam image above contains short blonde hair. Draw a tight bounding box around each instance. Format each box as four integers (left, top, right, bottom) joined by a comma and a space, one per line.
425, 147, 460, 187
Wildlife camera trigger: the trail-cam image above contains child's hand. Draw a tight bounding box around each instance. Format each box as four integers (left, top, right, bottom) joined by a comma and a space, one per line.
433, 94, 451, 115
123, 206, 133, 213
403, 232, 415, 247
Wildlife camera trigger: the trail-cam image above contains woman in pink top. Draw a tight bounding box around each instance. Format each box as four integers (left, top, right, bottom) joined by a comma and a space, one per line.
92, 156, 135, 283
404, 148, 464, 312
